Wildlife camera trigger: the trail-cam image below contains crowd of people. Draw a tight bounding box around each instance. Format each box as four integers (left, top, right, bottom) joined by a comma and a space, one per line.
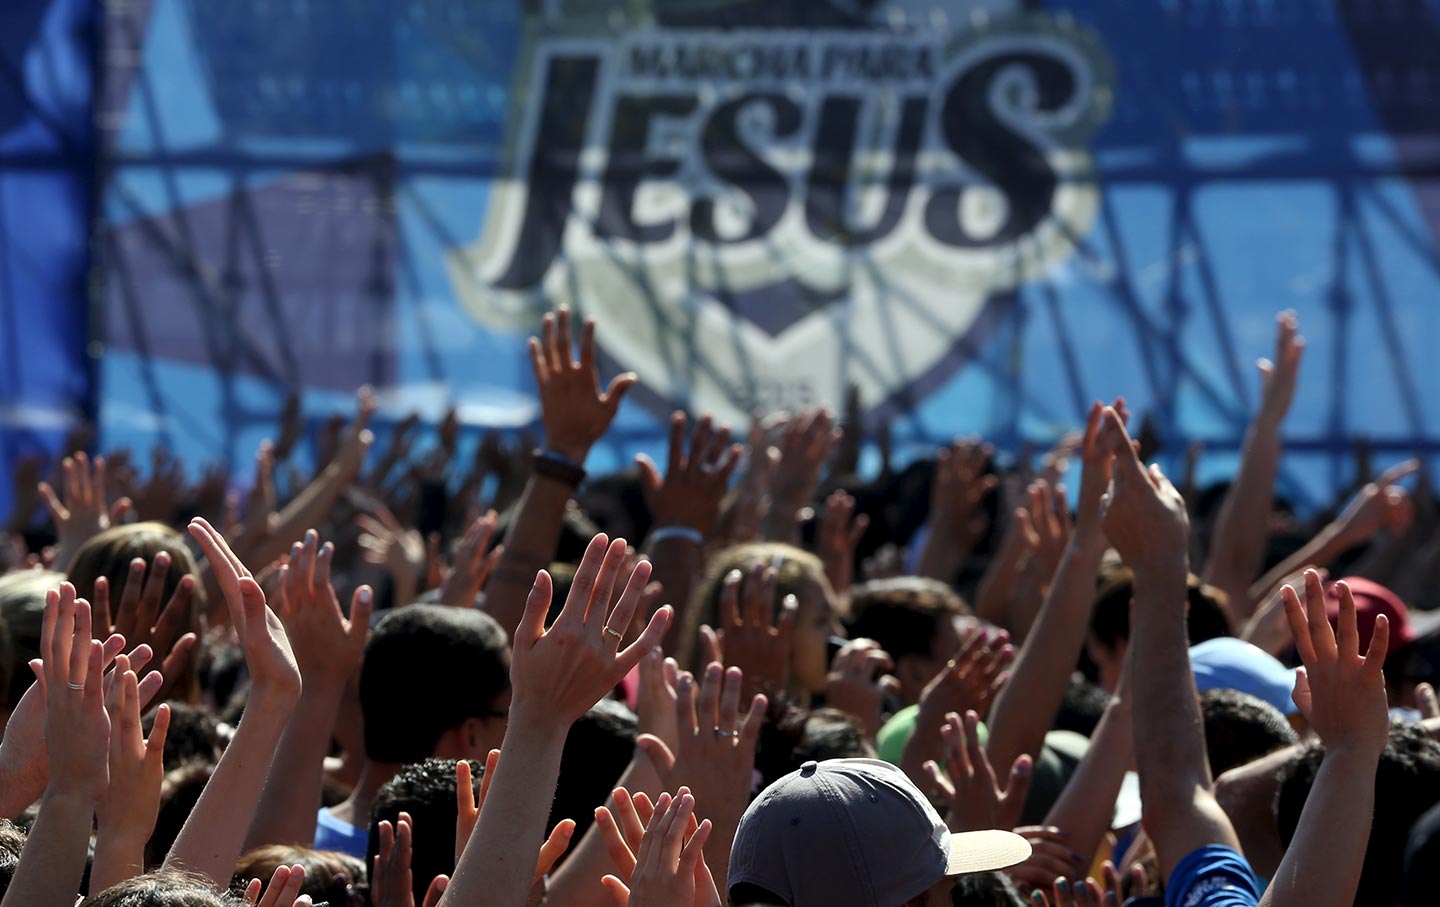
0, 306, 1437, 907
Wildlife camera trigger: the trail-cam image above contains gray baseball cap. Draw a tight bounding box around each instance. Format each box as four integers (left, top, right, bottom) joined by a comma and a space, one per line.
728, 758, 1032, 907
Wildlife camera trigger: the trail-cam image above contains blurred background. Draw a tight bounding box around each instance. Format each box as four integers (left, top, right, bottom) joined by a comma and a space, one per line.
0, 0, 1437, 521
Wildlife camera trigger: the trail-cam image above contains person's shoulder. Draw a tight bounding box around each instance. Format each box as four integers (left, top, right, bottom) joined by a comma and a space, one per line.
1165, 844, 1262, 907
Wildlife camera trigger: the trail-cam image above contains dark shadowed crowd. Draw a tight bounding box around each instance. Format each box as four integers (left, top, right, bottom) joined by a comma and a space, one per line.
0, 308, 1438, 907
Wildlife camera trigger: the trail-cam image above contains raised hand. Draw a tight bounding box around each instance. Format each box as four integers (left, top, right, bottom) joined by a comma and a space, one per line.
276, 530, 372, 686
636, 662, 764, 892
133, 448, 188, 523
1257, 310, 1304, 427
816, 490, 868, 601
0, 633, 147, 818
373, 814, 450, 907
824, 638, 899, 740
765, 408, 839, 538
436, 511, 502, 607
528, 307, 638, 463
1075, 400, 1127, 532
92, 658, 171, 890
511, 534, 672, 729
635, 648, 682, 757
357, 502, 427, 601
919, 629, 1014, 724
188, 517, 301, 702
39, 452, 131, 568
1282, 571, 1390, 758
699, 564, 795, 700
1333, 460, 1419, 548
1018, 480, 1072, 583
637, 412, 741, 539
34, 584, 111, 801
1005, 827, 1087, 896
601, 790, 718, 907
925, 710, 1032, 833
241, 864, 312, 907
93, 552, 198, 703
1097, 408, 1189, 580
930, 439, 997, 545
454, 751, 575, 881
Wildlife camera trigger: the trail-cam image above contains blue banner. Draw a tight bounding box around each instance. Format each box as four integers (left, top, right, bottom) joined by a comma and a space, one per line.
17, 0, 1440, 513
0, 0, 95, 523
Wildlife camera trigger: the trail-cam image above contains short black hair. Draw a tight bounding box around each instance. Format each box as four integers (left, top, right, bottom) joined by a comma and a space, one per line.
0, 818, 25, 898
952, 871, 1026, 906
144, 702, 223, 773
845, 578, 965, 664
368, 757, 479, 903
756, 706, 873, 790
1277, 722, 1440, 907
1089, 573, 1232, 652
1055, 680, 1110, 738
359, 606, 509, 763
551, 701, 636, 844
1200, 689, 1298, 776
729, 882, 788, 906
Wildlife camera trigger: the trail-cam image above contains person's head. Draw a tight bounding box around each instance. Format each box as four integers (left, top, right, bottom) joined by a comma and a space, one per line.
0, 818, 26, 898
1198, 689, 1298, 776
949, 871, 1026, 906
728, 759, 1031, 907
694, 544, 842, 696
83, 867, 236, 907
845, 579, 966, 705
144, 701, 223, 772
757, 706, 876, 790
552, 701, 637, 842
1277, 722, 1440, 907
359, 605, 510, 764
1086, 571, 1232, 693
367, 758, 476, 903
0, 570, 60, 716
231, 847, 363, 905
1190, 637, 1300, 721
66, 522, 202, 611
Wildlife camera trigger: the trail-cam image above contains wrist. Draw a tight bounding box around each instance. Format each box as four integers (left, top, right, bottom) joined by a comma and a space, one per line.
542, 442, 591, 466
1322, 740, 1385, 766
507, 702, 576, 745
247, 680, 302, 719
1130, 557, 1190, 590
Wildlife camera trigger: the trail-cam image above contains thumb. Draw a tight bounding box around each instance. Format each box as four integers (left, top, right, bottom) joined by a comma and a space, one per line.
1005, 755, 1034, 807
350, 586, 374, 642
109, 497, 133, 525
237, 577, 268, 631
635, 733, 677, 775
422, 875, 449, 907
635, 455, 662, 496
601, 875, 631, 907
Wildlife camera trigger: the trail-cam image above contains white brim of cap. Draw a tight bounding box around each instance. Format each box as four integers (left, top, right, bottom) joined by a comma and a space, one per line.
945, 830, 1033, 875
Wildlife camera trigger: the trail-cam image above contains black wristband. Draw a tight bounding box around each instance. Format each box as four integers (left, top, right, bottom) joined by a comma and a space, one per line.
532, 450, 587, 488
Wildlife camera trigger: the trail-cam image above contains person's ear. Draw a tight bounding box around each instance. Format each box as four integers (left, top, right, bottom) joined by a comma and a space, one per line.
459, 717, 488, 760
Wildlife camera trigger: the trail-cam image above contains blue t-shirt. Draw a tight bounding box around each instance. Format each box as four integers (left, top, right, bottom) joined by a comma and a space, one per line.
1166, 845, 1261, 907
313, 807, 368, 859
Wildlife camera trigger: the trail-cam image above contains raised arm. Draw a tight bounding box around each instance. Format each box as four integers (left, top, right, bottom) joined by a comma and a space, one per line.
914, 440, 996, 585
1041, 655, 1134, 871
166, 518, 302, 885
2, 585, 109, 907
984, 402, 1115, 774
1249, 459, 1418, 607
1100, 408, 1243, 878
482, 308, 637, 636
637, 411, 740, 659
1261, 572, 1390, 907
443, 534, 671, 907
234, 391, 377, 572
1202, 311, 1302, 622
246, 531, 371, 850
91, 657, 171, 891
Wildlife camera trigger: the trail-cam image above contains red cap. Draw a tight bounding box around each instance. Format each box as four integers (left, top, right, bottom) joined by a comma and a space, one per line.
1324, 577, 1415, 653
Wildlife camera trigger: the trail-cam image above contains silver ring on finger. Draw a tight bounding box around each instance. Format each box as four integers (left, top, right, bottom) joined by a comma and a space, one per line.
713, 726, 739, 738
603, 626, 624, 641
67, 681, 86, 691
